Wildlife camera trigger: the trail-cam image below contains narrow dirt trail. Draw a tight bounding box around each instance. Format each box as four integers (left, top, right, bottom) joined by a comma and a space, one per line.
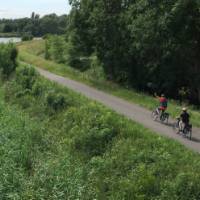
37, 67, 200, 153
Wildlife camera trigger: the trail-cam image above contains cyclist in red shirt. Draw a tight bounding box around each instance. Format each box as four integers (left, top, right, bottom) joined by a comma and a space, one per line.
155, 93, 168, 116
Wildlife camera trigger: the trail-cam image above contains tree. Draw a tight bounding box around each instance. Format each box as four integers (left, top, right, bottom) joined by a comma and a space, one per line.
40, 14, 59, 35
68, 0, 200, 104
0, 13, 69, 36
3, 24, 13, 32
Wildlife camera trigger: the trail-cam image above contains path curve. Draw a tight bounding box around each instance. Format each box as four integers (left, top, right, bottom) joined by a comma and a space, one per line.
36, 67, 200, 153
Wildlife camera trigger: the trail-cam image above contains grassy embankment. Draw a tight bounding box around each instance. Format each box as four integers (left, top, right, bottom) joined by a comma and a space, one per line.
1, 64, 200, 199
17, 40, 200, 127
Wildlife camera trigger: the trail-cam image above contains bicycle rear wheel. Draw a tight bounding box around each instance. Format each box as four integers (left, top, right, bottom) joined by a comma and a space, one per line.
187, 129, 192, 140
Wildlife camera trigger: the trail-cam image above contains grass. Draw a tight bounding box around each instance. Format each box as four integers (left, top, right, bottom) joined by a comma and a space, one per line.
17, 40, 200, 127
1, 64, 200, 199
18, 40, 45, 55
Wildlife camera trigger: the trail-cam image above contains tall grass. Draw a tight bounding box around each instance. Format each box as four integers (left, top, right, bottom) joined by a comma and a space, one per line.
1, 65, 200, 199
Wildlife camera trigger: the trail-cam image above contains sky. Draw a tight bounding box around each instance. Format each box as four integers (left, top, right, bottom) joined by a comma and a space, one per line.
0, 0, 71, 19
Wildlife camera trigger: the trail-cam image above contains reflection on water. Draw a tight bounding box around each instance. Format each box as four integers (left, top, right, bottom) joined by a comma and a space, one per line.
0, 37, 21, 43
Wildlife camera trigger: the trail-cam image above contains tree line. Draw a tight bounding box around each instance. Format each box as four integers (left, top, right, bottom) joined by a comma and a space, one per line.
0, 12, 68, 36
68, 0, 200, 105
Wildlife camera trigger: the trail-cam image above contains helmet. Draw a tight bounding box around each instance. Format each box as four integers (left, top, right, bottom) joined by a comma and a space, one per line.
182, 107, 187, 111
161, 94, 165, 97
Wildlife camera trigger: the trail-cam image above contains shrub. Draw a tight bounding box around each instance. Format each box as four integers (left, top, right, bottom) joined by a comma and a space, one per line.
51, 36, 66, 63
46, 91, 67, 111
44, 39, 51, 59
173, 173, 200, 200
16, 65, 38, 89
68, 56, 91, 71
22, 33, 34, 41
85, 56, 105, 80
32, 79, 46, 97
0, 43, 18, 77
73, 126, 118, 157
15, 89, 32, 98
21, 95, 33, 109
45, 35, 67, 63
64, 104, 119, 158
42, 34, 50, 40
67, 41, 91, 71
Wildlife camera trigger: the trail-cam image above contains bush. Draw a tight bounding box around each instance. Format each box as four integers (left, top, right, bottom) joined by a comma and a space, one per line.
22, 33, 34, 41
15, 89, 32, 98
0, 43, 18, 77
32, 79, 46, 97
18, 95, 33, 109
68, 56, 91, 71
45, 35, 67, 63
85, 56, 105, 80
73, 126, 117, 157
64, 104, 119, 158
67, 40, 91, 71
46, 91, 67, 111
44, 39, 51, 59
42, 34, 50, 40
16, 65, 38, 89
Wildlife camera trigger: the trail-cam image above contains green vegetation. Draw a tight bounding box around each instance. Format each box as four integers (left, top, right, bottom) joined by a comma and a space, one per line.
68, 0, 200, 105
1, 63, 200, 199
0, 12, 68, 37
21, 33, 34, 41
45, 35, 68, 63
18, 40, 200, 127
18, 40, 45, 56
2, 0, 200, 198
0, 43, 18, 77
0, 32, 20, 38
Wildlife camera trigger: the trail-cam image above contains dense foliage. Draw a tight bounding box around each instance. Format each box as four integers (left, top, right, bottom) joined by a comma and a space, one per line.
1, 64, 200, 199
0, 12, 68, 36
21, 33, 34, 41
0, 43, 18, 77
45, 35, 68, 63
68, 0, 200, 105
45, 35, 100, 72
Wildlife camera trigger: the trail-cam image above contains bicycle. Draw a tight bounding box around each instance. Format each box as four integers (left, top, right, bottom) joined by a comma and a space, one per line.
151, 108, 169, 124
173, 117, 192, 140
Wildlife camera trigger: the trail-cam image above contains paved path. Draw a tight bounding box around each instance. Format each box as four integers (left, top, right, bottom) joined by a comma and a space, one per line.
37, 67, 200, 153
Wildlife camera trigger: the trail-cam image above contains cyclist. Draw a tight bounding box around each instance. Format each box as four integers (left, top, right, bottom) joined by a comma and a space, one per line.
155, 93, 168, 119
179, 107, 190, 133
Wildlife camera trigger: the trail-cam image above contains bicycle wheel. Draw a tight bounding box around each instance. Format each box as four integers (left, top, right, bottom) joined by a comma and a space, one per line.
151, 110, 158, 121
165, 113, 169, 124
161, 113, 169, 124
187, 128, 192, 140
173, 121, 179, 133
172, 123, 176, 130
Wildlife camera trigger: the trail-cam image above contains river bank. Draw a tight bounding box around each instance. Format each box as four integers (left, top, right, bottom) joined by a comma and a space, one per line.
0, 32, 20, 38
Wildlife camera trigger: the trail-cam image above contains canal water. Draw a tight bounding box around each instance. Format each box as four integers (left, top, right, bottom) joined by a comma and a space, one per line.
0, 37, 21, 43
